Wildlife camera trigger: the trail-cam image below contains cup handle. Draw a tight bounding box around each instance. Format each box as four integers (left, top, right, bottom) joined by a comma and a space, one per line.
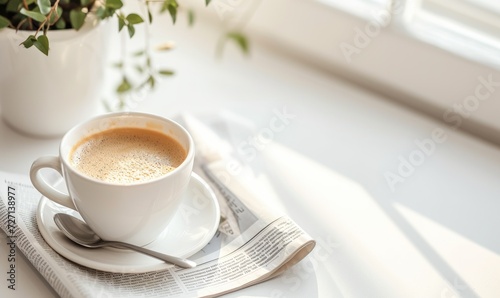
30, 156, 77, 211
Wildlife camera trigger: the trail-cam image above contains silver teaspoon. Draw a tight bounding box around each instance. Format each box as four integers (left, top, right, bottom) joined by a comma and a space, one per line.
53, 213, 196, 269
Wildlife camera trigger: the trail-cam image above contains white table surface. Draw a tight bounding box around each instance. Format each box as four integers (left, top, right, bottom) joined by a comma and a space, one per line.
1, 14, 499, 298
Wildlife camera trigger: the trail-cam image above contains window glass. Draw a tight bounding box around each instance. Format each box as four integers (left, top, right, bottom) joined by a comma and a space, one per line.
404, 0, 500, 58
318, 0, 391, 19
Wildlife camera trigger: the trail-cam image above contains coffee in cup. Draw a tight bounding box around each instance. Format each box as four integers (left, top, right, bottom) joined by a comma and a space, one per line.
30, 112, 195, 247
70, 127, 186, 184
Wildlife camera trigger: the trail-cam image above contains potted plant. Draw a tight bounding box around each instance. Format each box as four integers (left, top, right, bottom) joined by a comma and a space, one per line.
0, 0, 248, 137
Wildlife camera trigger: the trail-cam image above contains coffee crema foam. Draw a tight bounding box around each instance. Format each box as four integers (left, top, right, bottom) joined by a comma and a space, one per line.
70, 127, 186, 184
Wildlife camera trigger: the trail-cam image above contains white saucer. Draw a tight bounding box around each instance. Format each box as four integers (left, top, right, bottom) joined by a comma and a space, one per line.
37, 173, 220, 273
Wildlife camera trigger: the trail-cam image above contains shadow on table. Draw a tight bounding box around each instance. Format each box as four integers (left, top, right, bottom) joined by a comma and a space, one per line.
259, 142, 489, 298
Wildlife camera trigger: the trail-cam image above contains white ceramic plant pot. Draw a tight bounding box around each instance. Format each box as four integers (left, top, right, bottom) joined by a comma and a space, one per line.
0, 17, 111, 138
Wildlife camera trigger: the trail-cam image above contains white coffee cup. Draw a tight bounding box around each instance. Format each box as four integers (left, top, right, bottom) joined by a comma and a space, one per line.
30, 112, 195, 247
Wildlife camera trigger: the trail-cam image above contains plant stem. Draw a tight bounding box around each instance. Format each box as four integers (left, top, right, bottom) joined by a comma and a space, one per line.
16, 18, 28, 31
34, 0, 60, 36
21, 0, 34, 30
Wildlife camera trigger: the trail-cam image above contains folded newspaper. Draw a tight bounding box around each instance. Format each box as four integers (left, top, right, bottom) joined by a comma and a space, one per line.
0, 113, 316, 297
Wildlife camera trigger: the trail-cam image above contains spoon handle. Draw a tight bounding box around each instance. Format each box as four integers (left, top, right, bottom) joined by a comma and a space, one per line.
107, 241, 197, 269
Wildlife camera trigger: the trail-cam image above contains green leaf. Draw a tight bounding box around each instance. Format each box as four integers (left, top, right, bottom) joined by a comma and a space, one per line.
226, 32, 249, 54
158, 69, 174, 76
80, 0, 92, 6
134, 65, 144, 73
0, 15, 12, 28
133, 49, 145, 56
126, 13, 143, 25
0, 0, 8, 4
37, 0, 51, 15
96, 6, 106, 18
96, 5, 116, 20
20, 8, 46, 22
49, 6, 63, 25
205, 0, 212, 5
70, 9, 86, 30
105, 0, 123, 9
147, 7, 153, 23
118, 16, 125, 31
20, 35, 37, 48
6, 0, 22, 12
147, 75, 155, 88
161, 0, 178, 24
33, 35, 49, 56
187, 9, 195, 26
167, 3, 177, 24
127, 23, 135, 38
217, 32, 250, 57
116, 77, 131, 93
55, 18, 66, 29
